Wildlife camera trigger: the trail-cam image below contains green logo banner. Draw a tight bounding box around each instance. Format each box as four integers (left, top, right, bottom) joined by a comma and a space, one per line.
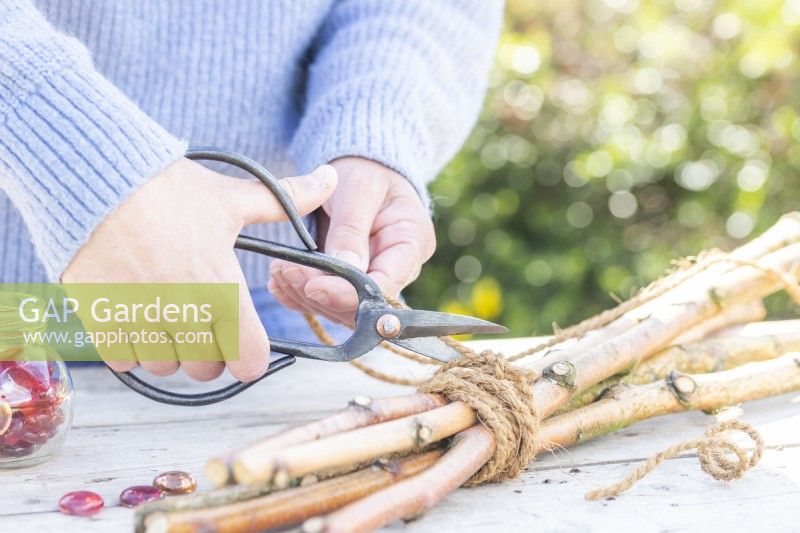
0, 284, 239, 362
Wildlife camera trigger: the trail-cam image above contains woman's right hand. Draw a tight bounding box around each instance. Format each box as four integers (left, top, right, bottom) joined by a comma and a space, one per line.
61, 157, 337, 382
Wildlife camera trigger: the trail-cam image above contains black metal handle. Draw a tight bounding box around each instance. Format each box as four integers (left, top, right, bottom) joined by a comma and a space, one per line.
107, 147, 318, 406
107, 355, 295, 406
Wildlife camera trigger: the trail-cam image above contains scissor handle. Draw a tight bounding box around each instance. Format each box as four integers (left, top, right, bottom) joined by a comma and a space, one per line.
108, 355, 295, 406
106, 147, 387, 406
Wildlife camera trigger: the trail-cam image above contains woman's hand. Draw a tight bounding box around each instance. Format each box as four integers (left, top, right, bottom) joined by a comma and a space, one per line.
268, 157, 435, 325
62, 157, 337, 381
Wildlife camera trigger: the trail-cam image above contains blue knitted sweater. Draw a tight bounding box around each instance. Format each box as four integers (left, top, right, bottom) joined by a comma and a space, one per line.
0, 0, 502, 288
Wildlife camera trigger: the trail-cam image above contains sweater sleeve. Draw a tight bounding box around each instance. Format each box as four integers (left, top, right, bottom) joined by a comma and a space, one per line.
0, 1, 187, 280
289, 0, 504, 205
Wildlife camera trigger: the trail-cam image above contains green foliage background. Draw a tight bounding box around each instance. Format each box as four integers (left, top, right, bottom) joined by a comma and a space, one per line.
406, 0, 800, 336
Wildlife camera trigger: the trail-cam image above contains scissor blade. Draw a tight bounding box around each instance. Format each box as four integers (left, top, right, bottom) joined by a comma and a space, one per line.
391, 309, 508, 339
387, 336, 466, 363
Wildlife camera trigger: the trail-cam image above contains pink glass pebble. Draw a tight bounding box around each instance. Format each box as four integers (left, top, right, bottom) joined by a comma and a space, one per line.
119, 485, 164, 507
58, 491, 104, 516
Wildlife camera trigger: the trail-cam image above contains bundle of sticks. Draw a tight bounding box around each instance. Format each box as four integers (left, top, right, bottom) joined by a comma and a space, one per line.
136, 213, 800, 533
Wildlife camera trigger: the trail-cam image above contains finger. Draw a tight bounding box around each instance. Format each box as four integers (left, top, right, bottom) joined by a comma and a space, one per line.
105, 360, 138, 373
175, 327, 225, 382
366, 240, 423, 298
269, 271, 353, 325
268, 264, 308, 312
267, 258, 346, 317
102, 340, 138, 373
222, 259, 270, 382
232, 165, 337, 226
268, 261, 339, 318
137, 332, 180, 377
323, 203, 379, 273
303, 276, 358, 318
181, 360, 225, 381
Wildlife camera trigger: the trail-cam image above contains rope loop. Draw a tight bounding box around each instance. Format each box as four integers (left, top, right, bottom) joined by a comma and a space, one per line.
418, 350, 539, 485
585, 420, 764, 500
696, 420, 763, 480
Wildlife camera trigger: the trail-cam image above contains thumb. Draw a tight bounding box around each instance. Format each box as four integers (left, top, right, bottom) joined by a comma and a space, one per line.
232, 165, 337, 225
324, 193, 380, 272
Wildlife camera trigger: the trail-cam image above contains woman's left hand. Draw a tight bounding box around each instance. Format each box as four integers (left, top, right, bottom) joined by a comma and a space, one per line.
268, 156, 435, 325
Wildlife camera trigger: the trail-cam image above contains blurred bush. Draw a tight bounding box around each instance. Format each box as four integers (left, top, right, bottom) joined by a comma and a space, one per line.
406, 0, 800, 336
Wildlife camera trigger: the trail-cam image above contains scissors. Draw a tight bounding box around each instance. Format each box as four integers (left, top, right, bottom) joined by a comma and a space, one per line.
108, 148, 507, 406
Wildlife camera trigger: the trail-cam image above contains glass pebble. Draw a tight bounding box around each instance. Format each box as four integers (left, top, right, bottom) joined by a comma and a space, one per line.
58, 491, 104, 516
119, 485, 164, 507
153, 470, 197, 494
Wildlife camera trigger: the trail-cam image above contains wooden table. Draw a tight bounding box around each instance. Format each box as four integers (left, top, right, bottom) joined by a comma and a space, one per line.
2, 337, 798, 532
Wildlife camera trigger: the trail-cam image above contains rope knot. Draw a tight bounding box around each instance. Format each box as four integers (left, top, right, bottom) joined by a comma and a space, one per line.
695, 420, 764, 481
418, 349, 539, 485
586, 419, 764, 500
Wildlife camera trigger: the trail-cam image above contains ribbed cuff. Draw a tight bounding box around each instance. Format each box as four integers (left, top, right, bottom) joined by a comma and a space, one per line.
0, 58, 186, 280
289, 81, 432, 209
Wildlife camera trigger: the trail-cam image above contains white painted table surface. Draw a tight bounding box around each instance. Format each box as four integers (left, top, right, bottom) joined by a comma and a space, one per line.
1, 336, 798, 532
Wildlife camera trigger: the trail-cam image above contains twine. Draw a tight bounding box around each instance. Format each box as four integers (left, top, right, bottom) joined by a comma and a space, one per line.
300, 250, 793, 491
585, 420, 764, 500
418, 350, 539, 484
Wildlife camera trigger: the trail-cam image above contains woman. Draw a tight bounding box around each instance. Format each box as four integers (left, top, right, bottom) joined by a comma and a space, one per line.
0, 0, 503, 381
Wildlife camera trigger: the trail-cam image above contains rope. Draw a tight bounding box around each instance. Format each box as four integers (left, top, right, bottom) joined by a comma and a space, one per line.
303, 305, 438, 387
585, 420, 764, 500
299, 249, 794, 490
417, 350, 539, 484
506, 250, 724, 362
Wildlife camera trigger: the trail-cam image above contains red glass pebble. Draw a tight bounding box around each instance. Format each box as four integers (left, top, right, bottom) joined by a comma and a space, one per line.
6, 365, 47, 395
19, 362, 51, 390
58, 491, 104, 516
119, 485, 164, 507
153, 470, 197, 494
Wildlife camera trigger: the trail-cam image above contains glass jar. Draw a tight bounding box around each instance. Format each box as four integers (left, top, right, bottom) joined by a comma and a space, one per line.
0, 293, 74, 468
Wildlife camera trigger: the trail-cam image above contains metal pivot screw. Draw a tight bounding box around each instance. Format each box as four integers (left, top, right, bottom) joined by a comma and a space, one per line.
376, 314, 401, 339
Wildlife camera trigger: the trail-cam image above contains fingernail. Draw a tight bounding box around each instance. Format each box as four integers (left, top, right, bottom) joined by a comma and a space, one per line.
333, 251, 366, 271
284, 266, 303, 285
307, 290, 330, 306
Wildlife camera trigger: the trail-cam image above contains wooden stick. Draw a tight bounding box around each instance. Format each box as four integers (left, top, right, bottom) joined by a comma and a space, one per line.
517, 212, 800, 372
208, 394, 446, 486
134, 484, 273, 533
670, 300, 766, 344
143, 452, 442, 533
538, 351, 800, 449
520, 282, 764, 376
326, 352, 800, 531
232, 401, 476, 486
567, 321, 800, 409
230, 241, 800, 487
315, 426, 495, 533
531, 242, 800, 417
190, 215, 800, 526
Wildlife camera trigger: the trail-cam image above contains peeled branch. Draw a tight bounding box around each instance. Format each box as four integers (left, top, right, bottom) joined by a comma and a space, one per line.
144, 451, 442, 533
208, 394, 446, 487
568, 319, 800, 409
539, 351, 800, 450
325, 353, 800, 531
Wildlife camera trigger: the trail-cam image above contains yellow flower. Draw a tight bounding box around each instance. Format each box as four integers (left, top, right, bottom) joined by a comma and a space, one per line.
470, 277, 503, 320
